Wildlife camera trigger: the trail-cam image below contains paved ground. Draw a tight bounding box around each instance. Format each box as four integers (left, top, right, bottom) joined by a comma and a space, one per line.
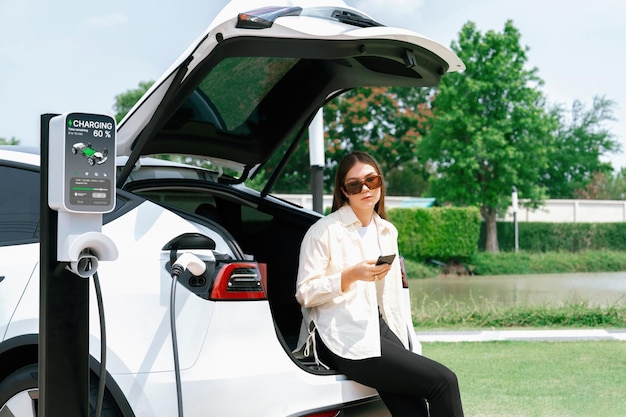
415, 329, 626, 342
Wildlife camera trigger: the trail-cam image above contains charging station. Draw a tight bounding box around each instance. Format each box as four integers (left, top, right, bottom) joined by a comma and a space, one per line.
40, 112, 118, 417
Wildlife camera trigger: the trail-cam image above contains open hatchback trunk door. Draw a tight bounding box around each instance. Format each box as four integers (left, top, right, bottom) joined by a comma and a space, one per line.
116, 0, 464, 189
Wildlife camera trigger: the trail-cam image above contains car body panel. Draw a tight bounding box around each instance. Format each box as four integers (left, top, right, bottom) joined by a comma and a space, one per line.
0, 244, 38, 341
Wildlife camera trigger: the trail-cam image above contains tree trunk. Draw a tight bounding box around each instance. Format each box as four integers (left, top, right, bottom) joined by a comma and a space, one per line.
481, 206, 499, 253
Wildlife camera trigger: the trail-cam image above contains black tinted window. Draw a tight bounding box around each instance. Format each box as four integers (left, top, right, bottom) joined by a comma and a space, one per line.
198, 56, 298, 131
0, 165, 40, 244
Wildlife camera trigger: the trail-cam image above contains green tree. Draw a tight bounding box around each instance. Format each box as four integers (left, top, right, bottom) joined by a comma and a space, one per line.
323, 86, 432, 194
0, 137, 20, 145
384, 160, 430, 196
113, 81, 154, 123
419, 20, 558, 252
541, 96, 620, 198
260, 86, 433, 194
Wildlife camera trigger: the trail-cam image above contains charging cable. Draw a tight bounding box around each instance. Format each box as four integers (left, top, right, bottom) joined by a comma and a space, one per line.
64, 254, 107, 417
170, 252, 206, 417
93, 268, 106, 417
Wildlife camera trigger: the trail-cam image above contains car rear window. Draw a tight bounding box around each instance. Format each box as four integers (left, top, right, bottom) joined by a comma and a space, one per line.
197, 56, 298, 131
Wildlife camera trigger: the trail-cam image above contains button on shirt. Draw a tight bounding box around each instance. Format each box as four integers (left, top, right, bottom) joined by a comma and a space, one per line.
295, 205, 411, 360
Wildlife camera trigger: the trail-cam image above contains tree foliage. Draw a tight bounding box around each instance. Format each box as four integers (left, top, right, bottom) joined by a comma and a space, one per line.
0, 137, 20, 145
113, 81, 154, 123
574, 168, 626, 200
324, 86, 431, 194
265, 86, 433, 194
541, 96, 620, 198
419, 20, 558, 252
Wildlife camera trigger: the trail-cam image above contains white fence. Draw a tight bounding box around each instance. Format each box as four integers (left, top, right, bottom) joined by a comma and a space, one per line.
275, 194, 626, 223
503, 199, 626, 223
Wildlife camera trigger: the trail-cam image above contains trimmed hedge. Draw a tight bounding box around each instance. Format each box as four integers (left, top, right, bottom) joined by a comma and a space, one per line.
382, 207, 626, 260
388, 207, 481, 262
480, 222, 626, 252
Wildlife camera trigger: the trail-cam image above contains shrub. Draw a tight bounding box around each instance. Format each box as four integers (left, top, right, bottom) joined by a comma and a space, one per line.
389, 207, 481, 262
480, 222, 626, 252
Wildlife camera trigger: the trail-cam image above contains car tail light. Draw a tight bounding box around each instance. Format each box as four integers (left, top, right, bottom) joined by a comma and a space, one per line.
399, 256, 409, 288
210, 262, 266, 300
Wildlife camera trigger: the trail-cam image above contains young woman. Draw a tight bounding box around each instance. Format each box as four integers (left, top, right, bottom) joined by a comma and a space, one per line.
295, 151, 464, 417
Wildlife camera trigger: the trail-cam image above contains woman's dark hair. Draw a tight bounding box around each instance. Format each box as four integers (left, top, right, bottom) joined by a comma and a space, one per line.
331, 151, 387, 219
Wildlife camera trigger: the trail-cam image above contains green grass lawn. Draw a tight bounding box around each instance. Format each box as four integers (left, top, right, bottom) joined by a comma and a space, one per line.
412, 297, 626, 329
423, 341, 626, 417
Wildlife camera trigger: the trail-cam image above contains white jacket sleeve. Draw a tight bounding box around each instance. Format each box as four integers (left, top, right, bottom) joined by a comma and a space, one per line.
295, 223, 344, 308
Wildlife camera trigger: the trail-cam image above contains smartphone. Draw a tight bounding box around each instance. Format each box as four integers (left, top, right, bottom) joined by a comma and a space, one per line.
376, 254, 396, 265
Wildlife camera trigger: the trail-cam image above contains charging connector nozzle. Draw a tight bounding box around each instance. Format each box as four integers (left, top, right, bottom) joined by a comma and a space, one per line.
171, 252, 207, 278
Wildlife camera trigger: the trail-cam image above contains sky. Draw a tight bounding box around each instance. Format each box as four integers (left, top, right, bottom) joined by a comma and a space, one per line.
1, 0, 625, 167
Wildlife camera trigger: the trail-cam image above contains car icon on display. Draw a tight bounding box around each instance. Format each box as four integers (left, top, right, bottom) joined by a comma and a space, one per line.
72, 142, 109, 166
0, 1, 464, 416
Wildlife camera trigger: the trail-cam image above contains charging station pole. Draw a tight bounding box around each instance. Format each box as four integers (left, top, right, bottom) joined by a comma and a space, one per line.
40, 112, 118, 416
40, 113, 90, 417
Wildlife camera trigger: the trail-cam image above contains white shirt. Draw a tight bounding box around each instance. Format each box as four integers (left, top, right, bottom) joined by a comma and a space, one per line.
295, 205, 413, 359
358, 220, 380, 257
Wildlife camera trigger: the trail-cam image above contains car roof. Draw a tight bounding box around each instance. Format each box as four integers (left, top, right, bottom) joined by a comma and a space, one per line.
116, 0, 464, 185
0, 146, 209, 174
0, 146, 40, 166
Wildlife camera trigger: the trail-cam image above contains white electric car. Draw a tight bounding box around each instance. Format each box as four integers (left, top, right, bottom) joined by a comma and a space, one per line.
0, 0, 463, 415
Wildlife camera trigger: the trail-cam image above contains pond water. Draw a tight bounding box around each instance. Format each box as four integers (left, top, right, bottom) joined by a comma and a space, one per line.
408, 272, 626, 308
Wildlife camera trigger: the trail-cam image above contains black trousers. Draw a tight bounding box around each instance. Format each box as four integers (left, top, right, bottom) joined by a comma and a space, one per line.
315, 317, 464, 417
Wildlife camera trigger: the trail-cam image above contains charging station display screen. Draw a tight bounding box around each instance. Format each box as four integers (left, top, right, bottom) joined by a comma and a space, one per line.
65, 113, 115, 212
49, 112, 117, 213
68, 176, 111, 207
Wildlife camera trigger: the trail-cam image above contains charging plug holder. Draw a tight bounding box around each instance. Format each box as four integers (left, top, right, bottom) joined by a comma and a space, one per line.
57, 212, 119, 278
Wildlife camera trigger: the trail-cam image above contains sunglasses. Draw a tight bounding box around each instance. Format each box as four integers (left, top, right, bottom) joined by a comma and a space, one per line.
343, 174, 382, 195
